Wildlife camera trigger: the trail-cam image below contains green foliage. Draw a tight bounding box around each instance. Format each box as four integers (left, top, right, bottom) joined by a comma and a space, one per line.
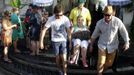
10, 0, 21, 8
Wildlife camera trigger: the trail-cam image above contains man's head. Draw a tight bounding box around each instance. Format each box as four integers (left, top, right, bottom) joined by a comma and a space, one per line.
54, 4, 64, 19
29, 4, 33, 7
78, 0, 86, 9
32, 5, 38, 13
103, 5, 113, 23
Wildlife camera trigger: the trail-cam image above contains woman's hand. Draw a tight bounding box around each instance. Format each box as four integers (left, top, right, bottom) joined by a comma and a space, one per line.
13, 24, 17, 28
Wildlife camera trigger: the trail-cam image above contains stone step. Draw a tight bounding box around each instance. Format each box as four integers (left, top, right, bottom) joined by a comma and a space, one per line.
0, 55, 134, 75
11, 52, 96, 69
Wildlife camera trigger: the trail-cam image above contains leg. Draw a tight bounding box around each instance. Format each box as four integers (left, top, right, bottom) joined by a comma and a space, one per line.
3, 46, 12, 63
97, 49, 106, 75
13, 39, 20, 53
69, 45, 80, 64
26, 35, 30, 49
36, 41, 40, 55
81, 40, 89, 67
81, 47, 88, 67
60, 41, 67, 75
51, 42, 61, 69
60, 54, 67, 75
3, 46, 8, 60
74, 48, 80, 64
69, 39, 81, 64
104, 50, 116, 70
30, 40, 36, 55
56, 55, 61, 69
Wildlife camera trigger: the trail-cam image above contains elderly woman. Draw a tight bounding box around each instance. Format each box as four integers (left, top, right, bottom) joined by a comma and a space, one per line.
1, 11, 17, 63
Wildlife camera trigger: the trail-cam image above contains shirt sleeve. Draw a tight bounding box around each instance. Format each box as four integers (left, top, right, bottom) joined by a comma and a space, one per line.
69, 9, 74, 20
65, 16, 71, 28
86, 9, 91, 22
118, 19, 130, 44
44, 17, 51, 28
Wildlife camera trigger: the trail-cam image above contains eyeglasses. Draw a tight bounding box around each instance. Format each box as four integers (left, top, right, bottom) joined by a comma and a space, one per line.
104, 14, 111, 17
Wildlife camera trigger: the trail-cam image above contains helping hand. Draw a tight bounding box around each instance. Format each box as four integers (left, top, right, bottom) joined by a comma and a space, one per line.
123, 43, 129, 51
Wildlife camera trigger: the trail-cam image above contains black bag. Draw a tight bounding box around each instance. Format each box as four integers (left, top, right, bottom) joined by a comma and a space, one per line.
72, 31, 90, 40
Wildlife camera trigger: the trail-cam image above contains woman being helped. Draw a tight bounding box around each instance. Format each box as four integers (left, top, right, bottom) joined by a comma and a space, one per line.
69, 15, 89, 67
1, 11, 17, 63
11, 8, 24, 53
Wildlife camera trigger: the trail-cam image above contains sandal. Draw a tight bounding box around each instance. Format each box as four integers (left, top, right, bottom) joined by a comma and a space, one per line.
30, 52, 36, 56
82, 60, 88, 68
14, 49, 21, 53
83, 63, 88, 68
3, 58, 12, 63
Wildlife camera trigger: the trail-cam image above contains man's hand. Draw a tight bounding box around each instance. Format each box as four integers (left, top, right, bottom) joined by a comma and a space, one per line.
40, 42, 44, 49
123, 43, 129, 51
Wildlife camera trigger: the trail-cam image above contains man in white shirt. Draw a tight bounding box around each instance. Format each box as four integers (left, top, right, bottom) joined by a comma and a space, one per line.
40, 4, 71, 75
90, 5, 130, 75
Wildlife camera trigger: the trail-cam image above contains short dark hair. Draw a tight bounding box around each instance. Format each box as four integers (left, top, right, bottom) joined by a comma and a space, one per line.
32, 5, 38, 9
4, 11, 10, 17
54, 4, 64, 14
29, 3, 33, 7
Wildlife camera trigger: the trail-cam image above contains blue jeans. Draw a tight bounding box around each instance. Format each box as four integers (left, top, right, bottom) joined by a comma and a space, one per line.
52, 41, 67, 56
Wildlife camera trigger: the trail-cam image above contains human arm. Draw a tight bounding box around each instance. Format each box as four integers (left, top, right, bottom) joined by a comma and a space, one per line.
89, 22, 100, 52
89, 37, 96, 53
118, 20, 130, 51
39, 16, 52, 49
39, 27, 48, 49
67, 26, 73, 50
69, 9, 74, 26
86, 10, 91, 28
2, 20, 17, 30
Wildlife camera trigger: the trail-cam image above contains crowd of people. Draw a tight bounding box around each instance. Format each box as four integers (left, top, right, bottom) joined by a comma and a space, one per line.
0, 0, 130, 75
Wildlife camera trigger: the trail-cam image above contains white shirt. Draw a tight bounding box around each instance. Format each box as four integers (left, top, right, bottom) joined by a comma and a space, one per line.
45, 15, 71, 42
91, 16, 130, 53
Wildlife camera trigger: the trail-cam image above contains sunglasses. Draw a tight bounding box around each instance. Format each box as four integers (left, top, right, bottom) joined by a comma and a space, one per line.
45, 14, 48, 15
55, 14, 63, 16
104, 14, 111, 17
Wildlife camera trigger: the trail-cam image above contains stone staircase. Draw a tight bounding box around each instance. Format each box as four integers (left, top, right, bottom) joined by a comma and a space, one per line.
0, 40, 134, 75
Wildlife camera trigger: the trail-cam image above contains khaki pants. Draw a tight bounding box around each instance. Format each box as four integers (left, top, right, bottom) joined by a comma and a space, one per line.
97, 49, 116, 74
